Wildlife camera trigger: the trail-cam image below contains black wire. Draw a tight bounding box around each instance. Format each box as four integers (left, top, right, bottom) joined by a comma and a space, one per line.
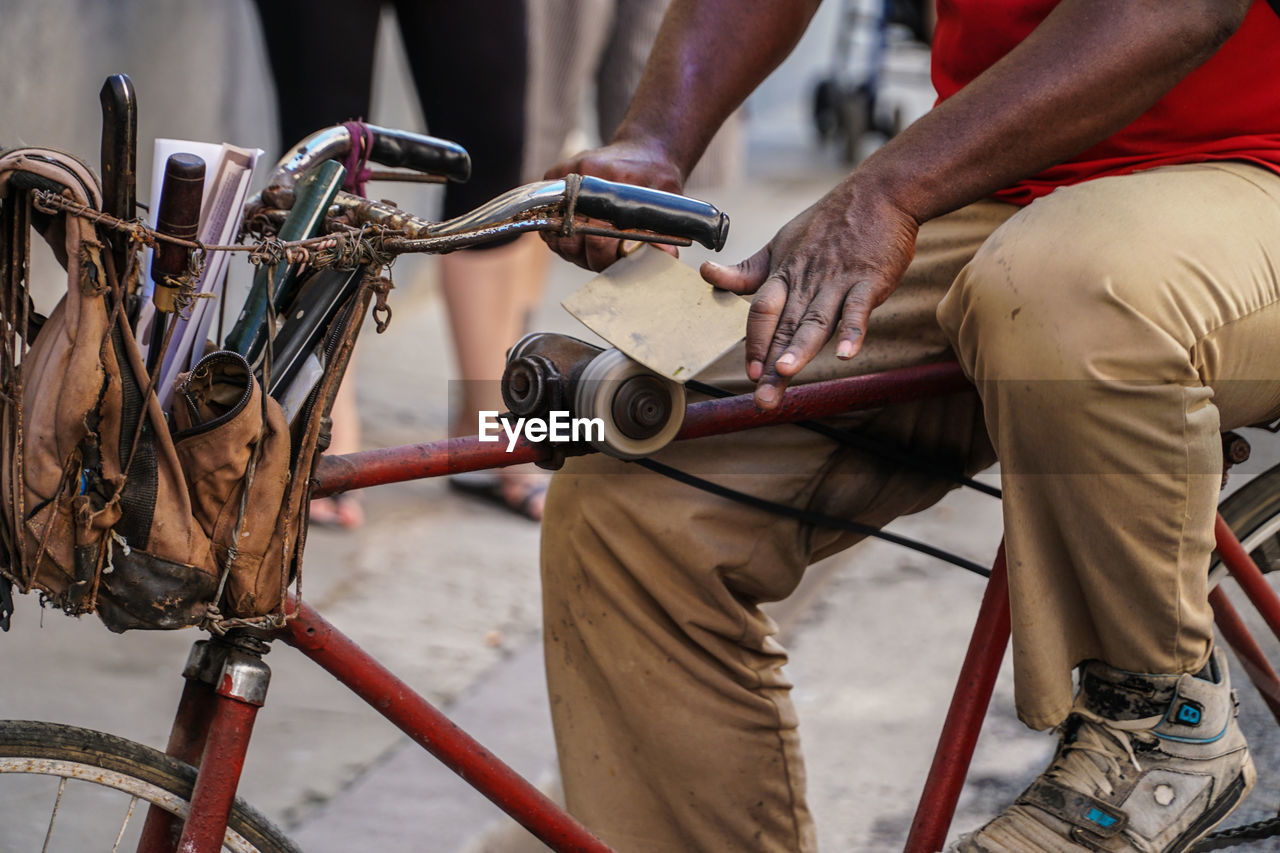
685, 378, 1002, 499
624, 375, 1001, 577
632, 457, 992, 579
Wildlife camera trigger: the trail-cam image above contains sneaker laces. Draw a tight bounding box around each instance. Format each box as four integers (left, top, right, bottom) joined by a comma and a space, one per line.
1045, 710, 1155, 798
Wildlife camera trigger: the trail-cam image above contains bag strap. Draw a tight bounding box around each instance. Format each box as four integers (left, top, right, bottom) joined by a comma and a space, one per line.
0, 148, 102, 210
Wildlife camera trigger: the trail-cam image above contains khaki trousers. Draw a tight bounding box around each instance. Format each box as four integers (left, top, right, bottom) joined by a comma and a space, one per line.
540, 162, 1280, 852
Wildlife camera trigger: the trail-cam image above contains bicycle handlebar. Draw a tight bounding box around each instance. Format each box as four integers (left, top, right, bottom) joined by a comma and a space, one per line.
268, 123, 472, 191
247, 124, 729, 254
327, 174, 729, 253
574, 176, 729, 252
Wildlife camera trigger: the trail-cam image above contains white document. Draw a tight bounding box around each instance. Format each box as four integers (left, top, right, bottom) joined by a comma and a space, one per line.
136, 139, 263, 410
136, 138, 223, 354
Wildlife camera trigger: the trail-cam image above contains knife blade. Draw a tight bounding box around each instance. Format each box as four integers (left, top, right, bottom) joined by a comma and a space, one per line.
265, 264, 364, 401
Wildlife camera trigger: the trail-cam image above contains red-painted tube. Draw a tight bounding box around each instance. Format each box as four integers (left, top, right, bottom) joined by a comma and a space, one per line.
676, 361, 971, 441
313, 433, 543, 497
312, 362, 971, 497
137, 677, 219, 853
276, 597, 613, 853
177, 693, 261, 853
905, 544, 1010, 853
1209, 586, 1280, 726
1215, 514, 1280, 645
159, 677, 219, 766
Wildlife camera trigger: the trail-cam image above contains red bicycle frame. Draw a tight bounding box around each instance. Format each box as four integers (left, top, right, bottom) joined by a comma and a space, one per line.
139, 362, 1280, 853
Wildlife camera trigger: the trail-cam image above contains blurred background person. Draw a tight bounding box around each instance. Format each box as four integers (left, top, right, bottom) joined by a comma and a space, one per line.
253, 0, 743, 527
253, 0, 550, 525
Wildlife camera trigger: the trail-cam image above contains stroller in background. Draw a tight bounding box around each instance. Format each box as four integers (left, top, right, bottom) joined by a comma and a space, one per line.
812, 0, 933, 164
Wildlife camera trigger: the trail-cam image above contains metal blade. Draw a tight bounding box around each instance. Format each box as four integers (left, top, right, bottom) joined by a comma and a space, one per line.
562, 246, 748, 382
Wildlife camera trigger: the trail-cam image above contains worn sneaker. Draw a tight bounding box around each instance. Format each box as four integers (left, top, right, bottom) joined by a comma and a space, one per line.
952, 648, 1254, 852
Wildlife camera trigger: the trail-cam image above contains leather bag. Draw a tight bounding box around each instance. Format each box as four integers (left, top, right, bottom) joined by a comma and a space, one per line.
0, 147, 365, 632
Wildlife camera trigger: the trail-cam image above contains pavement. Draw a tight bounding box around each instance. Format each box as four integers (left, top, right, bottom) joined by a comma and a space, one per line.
6, 7, 1280, 852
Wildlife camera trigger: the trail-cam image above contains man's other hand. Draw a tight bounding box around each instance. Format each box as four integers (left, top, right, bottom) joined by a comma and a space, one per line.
702, 179, 919, 411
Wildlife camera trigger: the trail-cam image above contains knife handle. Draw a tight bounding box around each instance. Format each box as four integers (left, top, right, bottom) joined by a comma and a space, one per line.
151, 153, 205, 313
225, 159, 345, 361
99, 75, 137, 277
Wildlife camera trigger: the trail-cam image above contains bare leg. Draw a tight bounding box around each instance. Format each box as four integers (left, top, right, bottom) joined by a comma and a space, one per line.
310, 366, 365, 529
442, 235, 551, 520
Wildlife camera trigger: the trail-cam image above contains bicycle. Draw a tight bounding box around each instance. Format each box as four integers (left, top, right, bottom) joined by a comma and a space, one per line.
5, 121, 1280, 853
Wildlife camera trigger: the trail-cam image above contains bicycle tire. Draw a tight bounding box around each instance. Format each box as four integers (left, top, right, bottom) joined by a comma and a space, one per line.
1215, 462, 1280, 581
1196, 462, 1280, 848
0, 719, 298, 852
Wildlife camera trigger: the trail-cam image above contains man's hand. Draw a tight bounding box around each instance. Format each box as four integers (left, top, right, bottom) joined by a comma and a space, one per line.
702, 180, 918, 410
543, 139, 685, 272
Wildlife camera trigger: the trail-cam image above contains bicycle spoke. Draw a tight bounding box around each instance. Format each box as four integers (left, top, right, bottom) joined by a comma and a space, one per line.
112, 795, 139, 853
42, 776, 67, 853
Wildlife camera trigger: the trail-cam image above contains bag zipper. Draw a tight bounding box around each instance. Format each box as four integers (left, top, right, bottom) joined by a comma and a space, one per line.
170, 350, 256, 441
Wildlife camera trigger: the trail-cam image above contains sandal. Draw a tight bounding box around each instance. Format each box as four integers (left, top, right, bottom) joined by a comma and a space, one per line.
309, 494, 365, 530
449, 468, 549, 522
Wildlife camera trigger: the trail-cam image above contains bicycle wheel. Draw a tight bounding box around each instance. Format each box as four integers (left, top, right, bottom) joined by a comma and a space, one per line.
0, 719, 298, 852
1205, 463, 1280, 844
1216, 462, 1280, 579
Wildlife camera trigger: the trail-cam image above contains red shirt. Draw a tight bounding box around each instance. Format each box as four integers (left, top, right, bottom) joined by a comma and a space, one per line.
932, 0, 1280, 205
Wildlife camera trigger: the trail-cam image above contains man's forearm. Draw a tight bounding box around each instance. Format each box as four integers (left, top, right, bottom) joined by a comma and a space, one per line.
612, 0, 821, 181
861, 0, 1251, 224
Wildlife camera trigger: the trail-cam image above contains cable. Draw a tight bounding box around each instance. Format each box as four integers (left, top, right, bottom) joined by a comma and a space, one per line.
632, 457, 992, 579
685, 377, 1002, 499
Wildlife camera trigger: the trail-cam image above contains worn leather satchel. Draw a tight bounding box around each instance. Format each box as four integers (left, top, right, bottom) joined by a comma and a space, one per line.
168, 350, 293, 620
0, 147, 365, 632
